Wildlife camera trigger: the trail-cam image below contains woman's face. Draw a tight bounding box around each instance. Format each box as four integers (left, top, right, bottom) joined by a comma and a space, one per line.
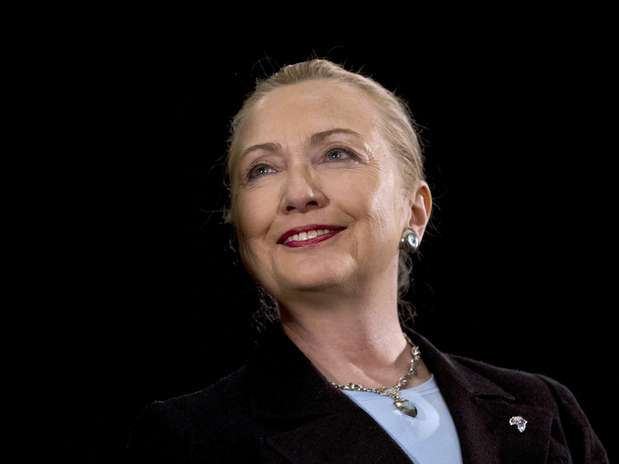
234, 79, 424, 300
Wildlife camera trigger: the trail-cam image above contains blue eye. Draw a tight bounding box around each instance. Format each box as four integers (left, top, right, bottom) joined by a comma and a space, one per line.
325, 147, 355, 161
246, 147, 357, 181
246, 164, 275, 180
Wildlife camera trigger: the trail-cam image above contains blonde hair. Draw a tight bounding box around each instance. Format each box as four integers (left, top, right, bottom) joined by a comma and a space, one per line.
222, 58, 430, 332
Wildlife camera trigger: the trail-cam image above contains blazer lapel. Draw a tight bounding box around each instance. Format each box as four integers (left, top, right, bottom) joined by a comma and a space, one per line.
262, 405, 417, 463
406, 329, 556, 464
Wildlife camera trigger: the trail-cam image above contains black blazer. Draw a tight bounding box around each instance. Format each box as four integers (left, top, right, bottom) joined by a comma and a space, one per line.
127, 323, 608, 463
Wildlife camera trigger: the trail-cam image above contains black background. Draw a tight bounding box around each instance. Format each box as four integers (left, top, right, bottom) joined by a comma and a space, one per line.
35, 25, 614, 463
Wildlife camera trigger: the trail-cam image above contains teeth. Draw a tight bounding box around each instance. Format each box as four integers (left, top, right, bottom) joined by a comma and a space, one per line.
285, 229, 333, 243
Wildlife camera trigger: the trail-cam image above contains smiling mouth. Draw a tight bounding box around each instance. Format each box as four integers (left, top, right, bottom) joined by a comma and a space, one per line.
281, 229, 344, 248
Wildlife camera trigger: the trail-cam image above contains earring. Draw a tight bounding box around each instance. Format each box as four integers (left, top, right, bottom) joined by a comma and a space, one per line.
400, 228, 419, 253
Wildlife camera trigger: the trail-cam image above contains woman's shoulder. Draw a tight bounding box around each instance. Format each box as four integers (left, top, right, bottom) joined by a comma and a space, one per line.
168, 364, 250, 411
408, 328, 584, 411
147, 363, 253, 430
445, 351, 577, 406
127, 365, 254, 462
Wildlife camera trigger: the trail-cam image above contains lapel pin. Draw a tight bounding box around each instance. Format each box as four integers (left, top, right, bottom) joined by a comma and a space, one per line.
509, 416, 528, 433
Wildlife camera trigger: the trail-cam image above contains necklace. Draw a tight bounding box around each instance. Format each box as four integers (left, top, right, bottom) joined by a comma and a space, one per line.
329, 333, 422, 417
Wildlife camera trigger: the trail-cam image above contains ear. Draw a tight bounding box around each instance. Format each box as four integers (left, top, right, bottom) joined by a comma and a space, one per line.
406, 181, 432, 242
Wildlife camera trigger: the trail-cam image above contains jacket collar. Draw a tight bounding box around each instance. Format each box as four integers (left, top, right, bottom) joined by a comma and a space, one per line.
246, 322, 556, 464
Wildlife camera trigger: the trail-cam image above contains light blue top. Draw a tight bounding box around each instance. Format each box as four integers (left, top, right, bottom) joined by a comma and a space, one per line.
340, 374, 464, 464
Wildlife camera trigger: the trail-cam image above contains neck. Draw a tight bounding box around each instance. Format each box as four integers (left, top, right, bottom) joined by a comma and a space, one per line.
277, 269, 430, 388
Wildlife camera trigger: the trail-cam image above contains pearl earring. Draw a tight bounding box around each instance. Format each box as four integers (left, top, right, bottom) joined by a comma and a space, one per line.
400, 228, 419, 253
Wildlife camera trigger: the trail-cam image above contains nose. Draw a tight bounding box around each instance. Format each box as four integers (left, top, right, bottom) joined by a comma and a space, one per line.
280, 164, 327, 214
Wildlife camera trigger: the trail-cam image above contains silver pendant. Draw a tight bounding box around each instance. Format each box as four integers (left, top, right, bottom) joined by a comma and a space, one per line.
394, 399, 418, 417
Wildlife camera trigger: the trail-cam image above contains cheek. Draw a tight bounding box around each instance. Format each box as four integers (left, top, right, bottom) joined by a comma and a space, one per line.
237, 190, 275, 238
235, 194, 274, 273
361, 169, 401, 232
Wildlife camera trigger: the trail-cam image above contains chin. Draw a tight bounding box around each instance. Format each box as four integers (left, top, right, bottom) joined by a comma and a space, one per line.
283, 267, 349, 290
286, 280, 342, 293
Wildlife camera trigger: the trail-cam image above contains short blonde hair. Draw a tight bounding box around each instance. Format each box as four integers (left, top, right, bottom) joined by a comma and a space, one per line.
222, 58, 430, 331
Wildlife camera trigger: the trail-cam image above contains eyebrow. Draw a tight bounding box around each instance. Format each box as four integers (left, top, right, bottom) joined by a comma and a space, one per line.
239, 128, 363, 161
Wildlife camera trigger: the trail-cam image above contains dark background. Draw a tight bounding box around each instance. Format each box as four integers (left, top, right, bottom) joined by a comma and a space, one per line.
36, 27, 614, 463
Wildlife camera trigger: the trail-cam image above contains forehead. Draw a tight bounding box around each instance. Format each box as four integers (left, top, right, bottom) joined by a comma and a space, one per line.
241, 79, 381, 145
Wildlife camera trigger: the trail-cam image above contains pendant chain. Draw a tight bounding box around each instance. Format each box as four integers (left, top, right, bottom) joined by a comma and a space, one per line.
329, 333, 422, 417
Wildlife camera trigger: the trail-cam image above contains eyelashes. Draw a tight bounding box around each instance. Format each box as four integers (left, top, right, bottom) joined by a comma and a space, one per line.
244, 147, 358, 181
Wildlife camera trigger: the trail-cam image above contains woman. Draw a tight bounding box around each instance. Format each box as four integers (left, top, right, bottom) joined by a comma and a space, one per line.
127, 59, 608, 463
